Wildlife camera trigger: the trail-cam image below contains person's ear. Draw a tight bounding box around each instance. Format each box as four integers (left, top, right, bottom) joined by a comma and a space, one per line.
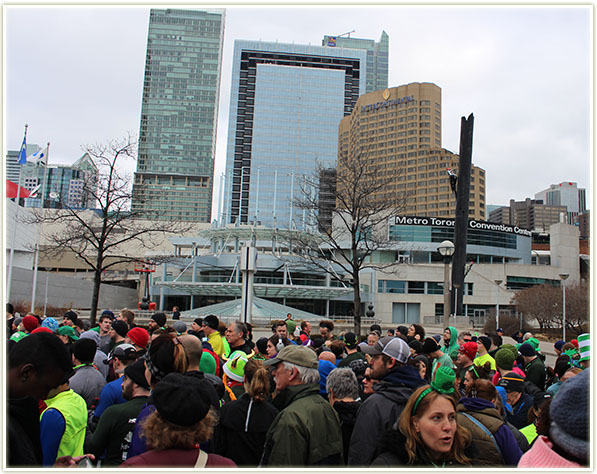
412, 416, 420, 433
19, 363, 35, 382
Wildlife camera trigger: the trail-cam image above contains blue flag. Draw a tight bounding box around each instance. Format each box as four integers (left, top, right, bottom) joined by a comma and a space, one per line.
18, 133, 27, 165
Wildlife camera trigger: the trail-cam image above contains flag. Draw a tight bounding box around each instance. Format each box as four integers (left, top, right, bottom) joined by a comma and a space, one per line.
26, 147, 48, 166
18, 134, 27, 165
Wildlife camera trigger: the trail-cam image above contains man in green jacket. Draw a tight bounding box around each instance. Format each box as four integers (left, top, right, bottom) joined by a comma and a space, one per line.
261, 345, 342, 466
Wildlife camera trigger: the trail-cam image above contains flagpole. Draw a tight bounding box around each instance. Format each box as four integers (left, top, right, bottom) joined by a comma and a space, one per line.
30, 142, 50, 312
7, 124, 28, 304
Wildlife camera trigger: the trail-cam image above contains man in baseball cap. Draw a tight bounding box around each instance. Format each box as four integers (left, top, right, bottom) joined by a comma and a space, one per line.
348, 336, 426, 466
260, 345, 342, 466
498, 372, 533, 429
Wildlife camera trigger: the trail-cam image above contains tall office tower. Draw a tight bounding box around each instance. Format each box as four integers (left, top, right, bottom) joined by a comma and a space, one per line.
222, 40, 367, 228
338, 82, 486, 220
322, 31, 389, 93
534, 182, 587, 223
132, 9, 225, 222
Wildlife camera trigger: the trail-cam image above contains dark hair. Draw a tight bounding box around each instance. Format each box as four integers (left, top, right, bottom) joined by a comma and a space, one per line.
271, 320, 286, 331
369, 324, 382, 333
267, 335, 291, 351
72, 338, 97, 364
120, 309, 135, 326
255, 337, 269, 355
146, 333, 189, 386
9, 333, 72, 374
7, 303, 14, 315
319, 320, 334, 332
245, 322, 253, 342
469, 361, 492, 381
465, 378, 497, 401
329, 340, 345, 359
300, 320, 310, 330
99, 314, 112, 323
491, 334, 503, 347
411, 323, 425, 340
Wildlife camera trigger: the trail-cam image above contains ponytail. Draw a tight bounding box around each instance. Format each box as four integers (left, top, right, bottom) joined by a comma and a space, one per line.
244, 359, 269, 402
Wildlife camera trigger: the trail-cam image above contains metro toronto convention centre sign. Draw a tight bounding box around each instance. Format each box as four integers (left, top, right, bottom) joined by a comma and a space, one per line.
393, 216, 533, 237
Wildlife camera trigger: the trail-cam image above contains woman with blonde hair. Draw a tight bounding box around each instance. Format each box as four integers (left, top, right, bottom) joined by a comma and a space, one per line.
371, 366, 477, 466
214, 359, 279, 466
121, 373, 236, 467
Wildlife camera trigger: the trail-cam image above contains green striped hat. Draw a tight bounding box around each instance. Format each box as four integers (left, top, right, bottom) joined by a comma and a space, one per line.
578, 333, 590, 362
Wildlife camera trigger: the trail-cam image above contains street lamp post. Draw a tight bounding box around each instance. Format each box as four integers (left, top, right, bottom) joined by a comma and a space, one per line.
494, 279, 503, 330
559, 273, 569, 341
438, 240, 455, 329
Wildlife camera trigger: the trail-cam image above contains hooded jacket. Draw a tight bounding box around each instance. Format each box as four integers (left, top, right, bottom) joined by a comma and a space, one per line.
456, 397, 523, 466
347, 364, 426, 466
332, 400, 361, 465
260, 383, 342, 466
371, 424, 479, 467
444, 326, 459, 361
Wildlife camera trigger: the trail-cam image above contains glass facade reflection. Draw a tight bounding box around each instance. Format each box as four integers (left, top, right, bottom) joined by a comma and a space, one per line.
132, 9, 225, 222
223, 40, 367, 228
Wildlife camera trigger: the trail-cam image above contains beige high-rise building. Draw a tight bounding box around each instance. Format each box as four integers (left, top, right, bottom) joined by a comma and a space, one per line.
338, 82, 486, 219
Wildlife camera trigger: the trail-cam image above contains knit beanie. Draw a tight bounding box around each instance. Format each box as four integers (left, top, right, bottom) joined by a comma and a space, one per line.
79, 330, 101, 347
10, 331, 28, 343
526, 337, 541, 353
577, 333, 590, 362
478, 336, 492, 352
458, 342, 478, 361
127, 327, 149, 349
498, 372, 525, 392
554, 340, 566, 351
432, 334, 441, 343
500, 343, 518, 357
343, 332, 358, 349
124, 359, 151, 390
495, 348, 516, 370
223, 350, 249, 382
111, 320, 129, 338
409, 339, 423, 355
64, 310, 78, 324
22, 315, 40, 333
549, 369, 589, 461
31, 327, 53, 335
255, 337, 269, 355
203, 315, 219, 330
153, 373, 213, 426
422, 337, 439, 354
518, 343, 536, 357
554, 356, 572, 378
199, 349, 217, 375
285, 319, 297, 335
101, 310, 115, 320
570, 339, 579, 349
151, 312, 167, 328
434, 366, 456, 391
41, 317, 59, 333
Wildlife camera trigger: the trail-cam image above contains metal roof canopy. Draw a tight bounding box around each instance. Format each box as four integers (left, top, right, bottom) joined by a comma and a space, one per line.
180, 296, 322, 321
156, 281, 352, 299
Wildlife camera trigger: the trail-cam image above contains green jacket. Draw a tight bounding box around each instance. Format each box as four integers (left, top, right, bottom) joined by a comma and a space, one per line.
261, 383, 342, 466
525, 357, 546, 390
41, 389, 87, 460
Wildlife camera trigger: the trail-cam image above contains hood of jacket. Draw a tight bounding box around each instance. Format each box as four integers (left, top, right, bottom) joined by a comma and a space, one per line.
332, 399, 361, 425
444, 326, 459, 357
458, 396, 496, 412
373, 365, 426, 403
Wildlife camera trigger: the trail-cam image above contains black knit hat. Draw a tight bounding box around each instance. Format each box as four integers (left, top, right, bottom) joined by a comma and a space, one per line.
343, 332, 357, 349
498, 372, 525, 392
64, 310, 79, 324
151, 312, 167, 328
478, 336, 492, 352
111, 320, 129, 338
203, 315, 219, 330
422, 337, 439, 354
519, 342, 536, 357
152, 373, 213, 426
124, 359, 150, 390
409, 339, 423, 354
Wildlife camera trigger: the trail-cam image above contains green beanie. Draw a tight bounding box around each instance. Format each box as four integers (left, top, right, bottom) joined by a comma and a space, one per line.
285, 319, 297, 335
495, 348, 516, 370
199, 350, 217, 375
527, 337, 541, 353
500, 343, 518, 357
433, 366, 456, 392
223, 350, 249, 383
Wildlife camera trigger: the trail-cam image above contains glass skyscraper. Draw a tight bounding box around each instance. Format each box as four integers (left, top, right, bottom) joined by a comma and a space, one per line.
132, 8, 225, 222
322, 31, 389, 93
222, 40, 368, 229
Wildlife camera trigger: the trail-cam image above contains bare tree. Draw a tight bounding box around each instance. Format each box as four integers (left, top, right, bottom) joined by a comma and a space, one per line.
512, 282, 588, 334
289, 156, 407, 336
30, 136, 190, 325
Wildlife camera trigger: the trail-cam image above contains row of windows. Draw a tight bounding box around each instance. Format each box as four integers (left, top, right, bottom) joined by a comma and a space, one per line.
388, 225, 518, 249
378, 280, 474, 295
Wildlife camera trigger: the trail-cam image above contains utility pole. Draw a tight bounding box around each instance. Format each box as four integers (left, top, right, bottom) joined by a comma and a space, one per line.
451, 114, 474, 316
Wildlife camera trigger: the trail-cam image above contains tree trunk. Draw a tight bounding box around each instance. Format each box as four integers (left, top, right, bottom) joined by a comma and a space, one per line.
90, 268, 102, 326
352, 269, 362, 338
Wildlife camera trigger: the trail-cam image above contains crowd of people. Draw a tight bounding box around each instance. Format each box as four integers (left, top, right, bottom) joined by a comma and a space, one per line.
6, 303, 591, 468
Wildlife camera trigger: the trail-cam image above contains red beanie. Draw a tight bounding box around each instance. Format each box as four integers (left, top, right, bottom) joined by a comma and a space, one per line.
22, 315, 40, 333
31, 327, 53, 335
127, 327, 149, 349
570, 339, 579, 349
459, 341, 478, 361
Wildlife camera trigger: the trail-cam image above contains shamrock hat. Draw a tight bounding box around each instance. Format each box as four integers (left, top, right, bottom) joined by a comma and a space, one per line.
223, 350, 249, 383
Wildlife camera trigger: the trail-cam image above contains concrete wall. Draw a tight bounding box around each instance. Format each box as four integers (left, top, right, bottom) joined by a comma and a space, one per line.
549, 222, 580, 283
9, 266, 138, 312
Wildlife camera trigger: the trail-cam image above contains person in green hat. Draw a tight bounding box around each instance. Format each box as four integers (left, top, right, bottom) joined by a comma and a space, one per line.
57, 326, 79, 354
443, 326, 459, 362
222, 351, 250, 402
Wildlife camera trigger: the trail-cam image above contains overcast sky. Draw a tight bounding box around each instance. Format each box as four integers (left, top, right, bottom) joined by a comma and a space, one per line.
4, 5, 592, 217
